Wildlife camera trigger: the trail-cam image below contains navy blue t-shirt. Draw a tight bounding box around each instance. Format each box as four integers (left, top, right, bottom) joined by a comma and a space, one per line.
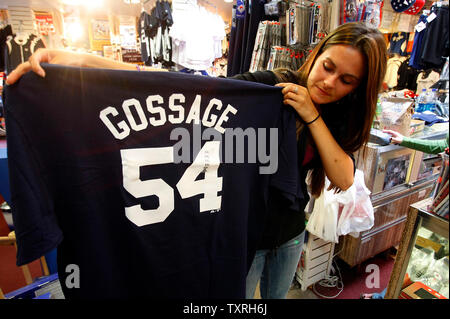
4, 65, 298, 299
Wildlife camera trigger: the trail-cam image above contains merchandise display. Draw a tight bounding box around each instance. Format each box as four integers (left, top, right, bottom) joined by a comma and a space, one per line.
404, 0, 425, 15
0, 0, 448, 303
405, 235, 449, 297
170, 0, 225, 71
390, 0, 415, 13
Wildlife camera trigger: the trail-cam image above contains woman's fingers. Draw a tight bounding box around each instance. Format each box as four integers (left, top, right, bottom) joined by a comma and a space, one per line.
276, 82, 319, 123
5, 61, 32, 85
5, 49, 49, 85
276, 82, 299, 95
29, 49, 49, 78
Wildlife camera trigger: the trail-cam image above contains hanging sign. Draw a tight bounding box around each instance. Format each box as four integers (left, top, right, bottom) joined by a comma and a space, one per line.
35, 12, 56, 36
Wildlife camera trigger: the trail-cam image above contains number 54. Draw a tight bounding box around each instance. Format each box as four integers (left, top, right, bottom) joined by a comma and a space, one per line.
121, 141, 222, 226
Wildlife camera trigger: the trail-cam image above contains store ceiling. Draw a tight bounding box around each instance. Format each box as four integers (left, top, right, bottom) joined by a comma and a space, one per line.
0, 0, 234, 25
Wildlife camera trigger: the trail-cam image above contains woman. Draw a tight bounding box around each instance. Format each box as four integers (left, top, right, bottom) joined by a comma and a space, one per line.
233, 22, 387, 299
6, 22, 387, 299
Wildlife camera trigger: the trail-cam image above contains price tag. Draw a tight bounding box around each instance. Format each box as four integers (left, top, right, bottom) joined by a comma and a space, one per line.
415, 21, 426, 33
426, 12, 437, 23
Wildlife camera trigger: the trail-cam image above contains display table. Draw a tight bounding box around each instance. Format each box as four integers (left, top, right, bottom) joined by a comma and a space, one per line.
337, 125, 447, 267
385, 197, 449, 299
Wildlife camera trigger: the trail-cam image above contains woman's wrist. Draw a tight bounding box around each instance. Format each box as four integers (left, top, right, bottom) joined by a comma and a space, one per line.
304, 113, 321, 125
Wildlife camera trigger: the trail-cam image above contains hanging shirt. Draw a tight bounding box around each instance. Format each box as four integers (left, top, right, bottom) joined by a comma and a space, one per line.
4, 33, 45, 74
384, 55, 407, 89
4, 64, 299, 299
409, 14, 428, 70
396, 58, 420, 92
387, 32, 409, 56
170, 5, 225, 71
419, 5, 449, 69
138, 11, 153, 64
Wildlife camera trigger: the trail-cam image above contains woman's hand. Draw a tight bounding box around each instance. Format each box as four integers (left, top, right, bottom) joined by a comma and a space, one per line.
276, 83, 354, 191
383, 129, 404, 144
275, 82, 320, 123
6, 49, 84, 85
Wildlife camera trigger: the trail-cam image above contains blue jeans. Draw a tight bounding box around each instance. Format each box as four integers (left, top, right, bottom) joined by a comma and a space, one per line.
246, 231, 305, 299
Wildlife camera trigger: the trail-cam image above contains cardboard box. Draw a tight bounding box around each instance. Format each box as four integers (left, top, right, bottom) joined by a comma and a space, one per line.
399, 281, 447, 299
380, 98, 415, 137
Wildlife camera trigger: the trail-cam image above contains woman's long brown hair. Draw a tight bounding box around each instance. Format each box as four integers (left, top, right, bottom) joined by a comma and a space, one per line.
274, 22, 387, 197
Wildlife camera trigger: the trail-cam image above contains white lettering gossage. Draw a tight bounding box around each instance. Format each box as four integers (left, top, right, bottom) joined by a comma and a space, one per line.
202, 98, 222, 127
99, 106, 130, 140
99, 93, 238, 140
185, 94, 202, 124
168, 93, 185, 124
123, 98, 148, 131
146, 94, 166, 126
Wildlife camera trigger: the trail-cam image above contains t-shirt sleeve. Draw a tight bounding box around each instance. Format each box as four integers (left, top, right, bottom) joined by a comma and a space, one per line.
4, 89, 63, 266
268, 106, 301, 206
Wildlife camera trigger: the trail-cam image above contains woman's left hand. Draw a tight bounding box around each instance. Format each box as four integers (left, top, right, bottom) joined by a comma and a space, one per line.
275, 83, 320, 123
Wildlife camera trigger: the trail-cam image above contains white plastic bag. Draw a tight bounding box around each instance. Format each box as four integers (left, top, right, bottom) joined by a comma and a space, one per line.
306, 178, 339, 243
336, 169, 374, 237
305, 170, 374, 242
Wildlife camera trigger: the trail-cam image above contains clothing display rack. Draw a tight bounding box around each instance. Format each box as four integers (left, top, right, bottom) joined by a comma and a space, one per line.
138, 0, 173, 67
266, 45, 308, 70
249, 21, 282, 72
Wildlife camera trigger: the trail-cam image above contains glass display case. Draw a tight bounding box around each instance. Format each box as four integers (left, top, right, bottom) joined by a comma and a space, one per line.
386, 197, 449, 299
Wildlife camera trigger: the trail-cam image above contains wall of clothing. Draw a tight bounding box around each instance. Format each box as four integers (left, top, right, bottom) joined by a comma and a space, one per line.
138, 0, 174, 68
383, 1, 449, 96
139, 0, 227, 73
170, 0, 226, 72
227, 0, 387, 76
409, 2, 449, 70
227, 0, 272, 77
228, 0, 327, 76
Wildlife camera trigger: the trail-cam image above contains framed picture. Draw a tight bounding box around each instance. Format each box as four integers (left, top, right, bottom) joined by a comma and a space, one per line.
91, 19, 110, 41
383, 154, 411, 191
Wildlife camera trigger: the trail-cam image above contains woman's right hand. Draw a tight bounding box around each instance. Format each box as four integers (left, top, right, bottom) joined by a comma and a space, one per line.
6, 49, 84, 85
